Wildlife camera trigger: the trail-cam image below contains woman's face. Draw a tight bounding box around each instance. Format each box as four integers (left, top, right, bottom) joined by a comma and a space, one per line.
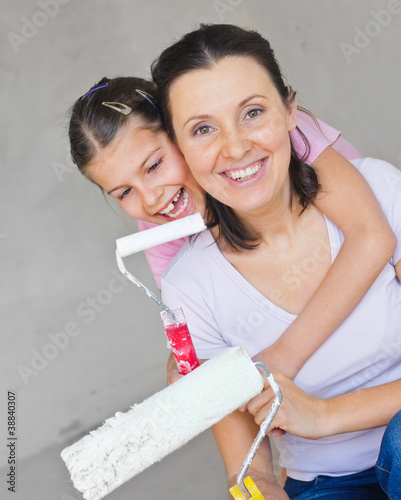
168, 56, 297, 218
86, 115, 205, 224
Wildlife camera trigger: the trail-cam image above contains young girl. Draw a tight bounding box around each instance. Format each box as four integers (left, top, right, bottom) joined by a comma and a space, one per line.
150, 23, 401, 498
69, 76, 395, 387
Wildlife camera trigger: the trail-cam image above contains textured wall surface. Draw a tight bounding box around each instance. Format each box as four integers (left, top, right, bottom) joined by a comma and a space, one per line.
2, 0, 400, 498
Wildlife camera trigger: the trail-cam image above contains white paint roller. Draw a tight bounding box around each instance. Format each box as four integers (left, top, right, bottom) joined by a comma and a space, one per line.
116, 213, 206, 258
61, 347, 264, 500
115, 213, 207, 372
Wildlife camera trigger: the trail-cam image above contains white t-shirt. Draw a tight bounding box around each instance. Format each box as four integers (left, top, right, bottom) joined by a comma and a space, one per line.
161, 158, 401, 481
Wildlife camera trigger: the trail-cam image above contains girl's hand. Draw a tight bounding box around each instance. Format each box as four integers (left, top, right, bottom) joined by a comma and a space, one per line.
246, 372, 329, 440
166, 352, 206, 385
166, 351, 183, 385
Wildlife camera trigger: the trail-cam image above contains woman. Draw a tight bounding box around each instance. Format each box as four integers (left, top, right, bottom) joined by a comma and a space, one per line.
69, 76, 394, 387
151, 24, 401, 498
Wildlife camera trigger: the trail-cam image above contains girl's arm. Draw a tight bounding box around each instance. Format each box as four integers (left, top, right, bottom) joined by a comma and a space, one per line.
212, 410, 289, 499
254, 147, 396, 378
247, 372, 401, 440
396, 259, 401, 281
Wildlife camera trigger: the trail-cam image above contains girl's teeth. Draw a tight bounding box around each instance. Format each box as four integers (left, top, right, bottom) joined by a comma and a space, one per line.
159, 189, 189, 218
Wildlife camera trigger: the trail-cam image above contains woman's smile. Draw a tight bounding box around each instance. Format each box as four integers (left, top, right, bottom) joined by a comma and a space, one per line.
169, 55, 297, 217
222, 158, 265, 184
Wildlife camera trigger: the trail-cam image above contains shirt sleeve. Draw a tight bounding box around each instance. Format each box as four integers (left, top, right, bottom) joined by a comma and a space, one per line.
292, 112, 362, 164
355, 158, 401, 266
137, 219, 188, 288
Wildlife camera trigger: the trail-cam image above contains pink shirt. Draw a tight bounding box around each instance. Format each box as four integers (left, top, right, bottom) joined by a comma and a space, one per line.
138, 112, 362, 287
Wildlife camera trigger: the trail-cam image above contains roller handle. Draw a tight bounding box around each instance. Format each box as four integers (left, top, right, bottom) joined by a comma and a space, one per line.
116, 213, 207, 258
161, 308, 200, 375
234, 363, 282, 498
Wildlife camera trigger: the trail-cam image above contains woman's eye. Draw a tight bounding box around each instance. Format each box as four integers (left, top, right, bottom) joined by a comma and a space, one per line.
118, 187, 132, 200
148, 159, 162, 173
194, 125, 211, 135
246, 109, 262, 119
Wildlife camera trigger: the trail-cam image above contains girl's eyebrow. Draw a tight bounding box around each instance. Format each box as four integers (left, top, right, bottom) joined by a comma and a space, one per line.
183, 94, 266, 127
107, 147, 161, 195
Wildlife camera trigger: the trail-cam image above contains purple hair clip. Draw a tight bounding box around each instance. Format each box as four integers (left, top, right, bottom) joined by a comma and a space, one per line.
80, 82, 109, 100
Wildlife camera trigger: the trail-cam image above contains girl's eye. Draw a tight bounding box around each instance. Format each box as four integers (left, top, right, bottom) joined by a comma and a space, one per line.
194, 125, 211, 136
246, 108, 262, 120
118, 187, 132, 200
148, 159, 162, 173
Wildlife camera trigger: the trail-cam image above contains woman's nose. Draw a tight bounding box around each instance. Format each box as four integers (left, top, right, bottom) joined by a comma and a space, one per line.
220, 126, 251, 161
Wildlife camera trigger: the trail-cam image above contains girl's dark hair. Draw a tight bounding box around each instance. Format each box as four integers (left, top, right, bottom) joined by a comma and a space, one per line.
69, 76, 163, 177
152, 24, 320, 251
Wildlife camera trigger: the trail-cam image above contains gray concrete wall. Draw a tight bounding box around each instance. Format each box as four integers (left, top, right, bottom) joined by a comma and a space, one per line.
2, 0, 400, 498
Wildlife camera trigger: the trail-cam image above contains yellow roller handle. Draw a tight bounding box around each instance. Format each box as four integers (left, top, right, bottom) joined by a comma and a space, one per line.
229, 477, 265, 499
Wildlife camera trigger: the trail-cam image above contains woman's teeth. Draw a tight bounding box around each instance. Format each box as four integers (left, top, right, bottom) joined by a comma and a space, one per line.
159, 188, 189, 218
224, 160, 263, 181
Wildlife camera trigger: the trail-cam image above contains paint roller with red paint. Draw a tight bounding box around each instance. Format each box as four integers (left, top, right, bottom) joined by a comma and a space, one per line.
115, 214, 206, 374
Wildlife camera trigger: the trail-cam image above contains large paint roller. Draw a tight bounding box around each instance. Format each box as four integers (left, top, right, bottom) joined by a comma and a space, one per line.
116, 213, 207, 374
61, 215, 282, 498
61, 347, 282, 500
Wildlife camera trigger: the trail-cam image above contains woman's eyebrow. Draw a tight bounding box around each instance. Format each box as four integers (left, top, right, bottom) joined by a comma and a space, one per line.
184, 114, 211, 127
183, 94, 266, 127
239, 94, 266, 107
107, 147, 161, 195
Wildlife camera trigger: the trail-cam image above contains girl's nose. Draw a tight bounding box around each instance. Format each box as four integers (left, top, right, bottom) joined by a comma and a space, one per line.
141, 184, 164, 211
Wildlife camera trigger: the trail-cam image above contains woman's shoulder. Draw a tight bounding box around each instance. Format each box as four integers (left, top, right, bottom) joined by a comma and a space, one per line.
352, 157, 401, 266
352, 156, 400, 173
351, 157, 401, 192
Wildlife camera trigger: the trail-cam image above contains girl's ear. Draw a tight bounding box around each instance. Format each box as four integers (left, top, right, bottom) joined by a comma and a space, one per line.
286, 87, 297, 132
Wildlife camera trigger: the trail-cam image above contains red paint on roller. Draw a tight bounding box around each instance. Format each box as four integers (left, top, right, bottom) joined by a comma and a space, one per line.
161, 307, 200, 375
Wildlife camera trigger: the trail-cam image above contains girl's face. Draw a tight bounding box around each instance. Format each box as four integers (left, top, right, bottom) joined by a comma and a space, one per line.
168, 56, 297, 218
86, 116, 205, 224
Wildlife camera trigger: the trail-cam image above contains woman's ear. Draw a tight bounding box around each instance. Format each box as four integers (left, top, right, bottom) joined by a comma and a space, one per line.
286, 86, 297, 132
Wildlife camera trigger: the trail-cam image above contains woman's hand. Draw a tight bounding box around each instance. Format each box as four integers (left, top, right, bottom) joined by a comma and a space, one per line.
246, 372, 328, 440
